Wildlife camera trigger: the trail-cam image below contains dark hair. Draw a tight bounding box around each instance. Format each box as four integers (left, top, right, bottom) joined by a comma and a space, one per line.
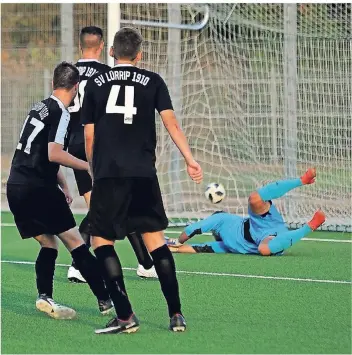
80, 26, 103, 49
53, 61, 79, 90
113, 27, 143, 60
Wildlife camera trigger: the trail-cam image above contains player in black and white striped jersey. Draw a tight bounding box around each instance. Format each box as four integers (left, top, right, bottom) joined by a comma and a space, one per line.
6, 62, 113, 320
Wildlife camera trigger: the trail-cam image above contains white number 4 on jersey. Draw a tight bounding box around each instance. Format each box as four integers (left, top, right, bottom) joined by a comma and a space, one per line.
106, 85, 137, 124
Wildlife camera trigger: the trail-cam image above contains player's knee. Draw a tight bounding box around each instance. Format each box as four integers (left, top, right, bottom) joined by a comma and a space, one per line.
248, 191, 267, 214
58, 227, 85, 252
258, 243, 272, 256
142, 231, 165, 253
35, 234, 59, 250
91, 236, 114, 250
258, 236, 275, 256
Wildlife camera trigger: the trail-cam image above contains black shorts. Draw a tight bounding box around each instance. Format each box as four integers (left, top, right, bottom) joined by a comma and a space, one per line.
6, 184, 76, 239
67, 143, 92, 196
90, 177, 168, 240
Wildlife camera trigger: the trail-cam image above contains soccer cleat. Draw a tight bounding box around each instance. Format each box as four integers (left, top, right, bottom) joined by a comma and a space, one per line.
95, 313, 140, 334
98, 298, 115, 316
300, 168, 316, 185
36, 294, 76, 320
169, 313, 186, 332
136, 264, 158, 279
308, 210, 326, 231
67, 265, 87, 283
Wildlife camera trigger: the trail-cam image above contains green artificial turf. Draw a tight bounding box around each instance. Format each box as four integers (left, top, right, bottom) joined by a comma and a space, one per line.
1, 212, 351, 354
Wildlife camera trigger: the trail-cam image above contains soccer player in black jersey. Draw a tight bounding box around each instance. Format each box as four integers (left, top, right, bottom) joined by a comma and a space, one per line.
67, 26, 157, 282
6, 62, 113, 319
82, 27, 203, 334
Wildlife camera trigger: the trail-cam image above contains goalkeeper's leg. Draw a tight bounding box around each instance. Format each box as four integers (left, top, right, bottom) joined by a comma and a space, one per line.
249, 168, 316, 215
258, 210, 326, 256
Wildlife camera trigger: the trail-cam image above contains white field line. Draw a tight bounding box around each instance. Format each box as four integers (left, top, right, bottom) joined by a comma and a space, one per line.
1, 260, 351, 285
1, 222, 351, 243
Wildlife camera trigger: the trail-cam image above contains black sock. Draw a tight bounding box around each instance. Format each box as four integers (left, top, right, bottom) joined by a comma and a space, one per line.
150, 244, 182, 317
35, 247, 58, 298
127, 232, 154, 270
71, 215, 91, 268
79, 213, 91, 248
94, 245, 133, 320
71, 244, 109, 301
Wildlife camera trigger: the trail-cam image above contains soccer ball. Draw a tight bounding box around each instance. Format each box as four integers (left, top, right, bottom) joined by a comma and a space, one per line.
205, 183, 226, 204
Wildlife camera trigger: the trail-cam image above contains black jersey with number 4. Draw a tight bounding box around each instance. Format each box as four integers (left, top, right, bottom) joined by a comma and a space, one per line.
8, 96, 70, 186
81, 64, 173, 180
68, 60, 110, 146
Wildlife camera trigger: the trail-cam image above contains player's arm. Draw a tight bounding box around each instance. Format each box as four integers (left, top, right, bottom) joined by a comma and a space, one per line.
160, 110, 193, 164
81, 79, 96, 176
168, 215, 222, 247
57, 168, 73, 205
84, 124, 94, 174
48, 110, 89, 171
168, 215, 225, 253
179, 214, 223, 244
49, 143, 88, 171
156, 75, 202, 184
57, 168, 68, 190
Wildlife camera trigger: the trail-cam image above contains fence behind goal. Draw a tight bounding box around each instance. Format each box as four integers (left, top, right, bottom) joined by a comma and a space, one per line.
1, 4, 351, 231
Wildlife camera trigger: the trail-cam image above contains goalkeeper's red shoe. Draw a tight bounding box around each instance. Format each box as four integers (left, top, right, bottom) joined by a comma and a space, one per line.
308, 210, 326, 230
301, 168, 316, 185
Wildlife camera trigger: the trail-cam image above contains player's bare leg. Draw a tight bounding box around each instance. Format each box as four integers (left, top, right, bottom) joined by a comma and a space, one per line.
92, 236, 140, 334
142, 231, 186, 332
249, 168, 317, 215
258, 210, 326, 256
83, 191, 91, 207
34, 234, 76, 319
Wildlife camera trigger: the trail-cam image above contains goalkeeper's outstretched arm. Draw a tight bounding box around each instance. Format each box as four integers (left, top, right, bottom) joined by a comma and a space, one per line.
170, 213, 224, 246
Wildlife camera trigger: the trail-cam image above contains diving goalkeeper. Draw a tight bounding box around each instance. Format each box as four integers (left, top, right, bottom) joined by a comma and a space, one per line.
167, 168, 326, 256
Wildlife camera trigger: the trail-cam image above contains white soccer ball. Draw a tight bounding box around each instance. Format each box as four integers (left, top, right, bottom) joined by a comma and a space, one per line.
205, 183, 226, 204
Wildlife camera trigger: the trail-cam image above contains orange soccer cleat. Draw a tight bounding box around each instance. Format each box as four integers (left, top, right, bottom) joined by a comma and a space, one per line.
308, 210, 326, 230
301, 168, 316, 185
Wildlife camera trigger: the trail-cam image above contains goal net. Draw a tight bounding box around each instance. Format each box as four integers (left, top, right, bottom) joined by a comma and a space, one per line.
1, 4, 351, 231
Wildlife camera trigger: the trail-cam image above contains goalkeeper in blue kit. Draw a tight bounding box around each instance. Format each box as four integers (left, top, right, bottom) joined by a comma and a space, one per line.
167, 168, 326, 256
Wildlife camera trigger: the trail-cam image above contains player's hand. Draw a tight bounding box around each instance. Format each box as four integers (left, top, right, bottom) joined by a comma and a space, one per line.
187, 160, 203, 184
62, 187, 73, 205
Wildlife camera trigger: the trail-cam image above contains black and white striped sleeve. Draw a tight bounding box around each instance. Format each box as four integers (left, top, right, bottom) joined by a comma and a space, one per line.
48, 108, 70, 145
